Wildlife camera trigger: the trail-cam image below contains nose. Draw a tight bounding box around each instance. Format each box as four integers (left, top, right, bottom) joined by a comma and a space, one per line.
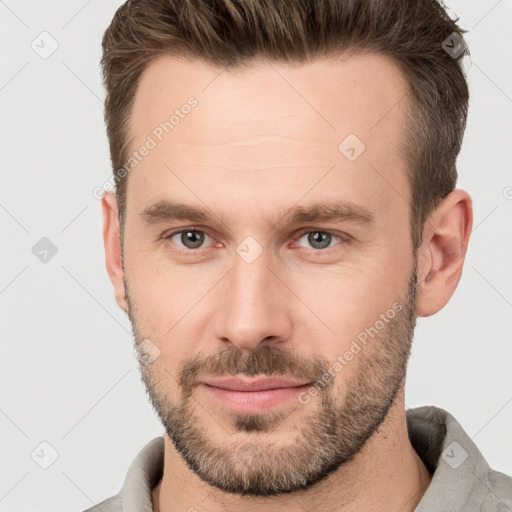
213, 248, 293, 352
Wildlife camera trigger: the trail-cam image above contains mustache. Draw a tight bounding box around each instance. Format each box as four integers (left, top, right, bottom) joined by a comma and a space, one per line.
177, 344, 330, 396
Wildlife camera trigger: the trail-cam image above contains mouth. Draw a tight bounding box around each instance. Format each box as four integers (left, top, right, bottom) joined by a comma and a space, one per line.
199, 376, 312, 413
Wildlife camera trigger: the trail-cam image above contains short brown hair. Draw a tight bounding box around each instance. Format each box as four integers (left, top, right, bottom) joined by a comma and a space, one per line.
101, 0, 469, 251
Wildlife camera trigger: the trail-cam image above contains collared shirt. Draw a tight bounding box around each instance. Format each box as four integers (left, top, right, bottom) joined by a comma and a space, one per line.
82, 406, 512, 511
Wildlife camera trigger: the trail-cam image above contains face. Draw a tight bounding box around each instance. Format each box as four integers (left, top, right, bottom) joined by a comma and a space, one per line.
120, 52, 418, 495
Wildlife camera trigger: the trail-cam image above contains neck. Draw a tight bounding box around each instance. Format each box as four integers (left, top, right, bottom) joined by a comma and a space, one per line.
152, 388, 432, 512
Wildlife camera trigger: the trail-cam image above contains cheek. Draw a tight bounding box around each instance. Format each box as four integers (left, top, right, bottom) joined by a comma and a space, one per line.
126, 271, 211, 374
291, 260, 408, 357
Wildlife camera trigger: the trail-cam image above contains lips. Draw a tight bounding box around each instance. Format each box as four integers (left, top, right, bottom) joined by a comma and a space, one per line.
201, 376, 311, 392
199, 376, 312, 413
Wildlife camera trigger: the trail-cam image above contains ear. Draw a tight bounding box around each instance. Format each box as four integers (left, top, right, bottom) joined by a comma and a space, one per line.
416, 189, 473, 317
102, 191, 128, 313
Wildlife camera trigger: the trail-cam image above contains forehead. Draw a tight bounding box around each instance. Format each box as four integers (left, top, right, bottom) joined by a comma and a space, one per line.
129, 51, 410, 141
125, 52, 411, 224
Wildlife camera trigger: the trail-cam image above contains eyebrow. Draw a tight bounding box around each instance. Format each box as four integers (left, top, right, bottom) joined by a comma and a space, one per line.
140, 199, 375, 228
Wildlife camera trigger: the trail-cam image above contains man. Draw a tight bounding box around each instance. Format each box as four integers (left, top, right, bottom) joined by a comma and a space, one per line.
87, 0, 512, 510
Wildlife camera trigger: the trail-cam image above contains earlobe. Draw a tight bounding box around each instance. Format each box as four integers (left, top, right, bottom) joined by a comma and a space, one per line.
101, 191, 128, 313
415, 189, 473, 317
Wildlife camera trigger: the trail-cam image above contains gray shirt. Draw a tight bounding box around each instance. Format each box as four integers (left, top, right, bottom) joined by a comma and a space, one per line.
82, 406, 512, 511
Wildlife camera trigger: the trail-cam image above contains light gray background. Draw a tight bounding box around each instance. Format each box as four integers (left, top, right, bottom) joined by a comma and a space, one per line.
1, 1, 511, 511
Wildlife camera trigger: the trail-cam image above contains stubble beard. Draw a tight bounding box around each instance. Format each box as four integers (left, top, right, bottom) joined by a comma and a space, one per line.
125, 263, 419, 496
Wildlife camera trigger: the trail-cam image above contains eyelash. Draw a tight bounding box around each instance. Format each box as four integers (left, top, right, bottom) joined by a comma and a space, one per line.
163, 227, 348, 256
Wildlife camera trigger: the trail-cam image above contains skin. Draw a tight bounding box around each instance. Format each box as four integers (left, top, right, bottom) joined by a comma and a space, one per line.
102, 52, 472, 512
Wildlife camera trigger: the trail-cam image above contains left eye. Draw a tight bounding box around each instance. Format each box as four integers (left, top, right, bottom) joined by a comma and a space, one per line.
295, 231, 343, 250
168, 229, 213, 250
